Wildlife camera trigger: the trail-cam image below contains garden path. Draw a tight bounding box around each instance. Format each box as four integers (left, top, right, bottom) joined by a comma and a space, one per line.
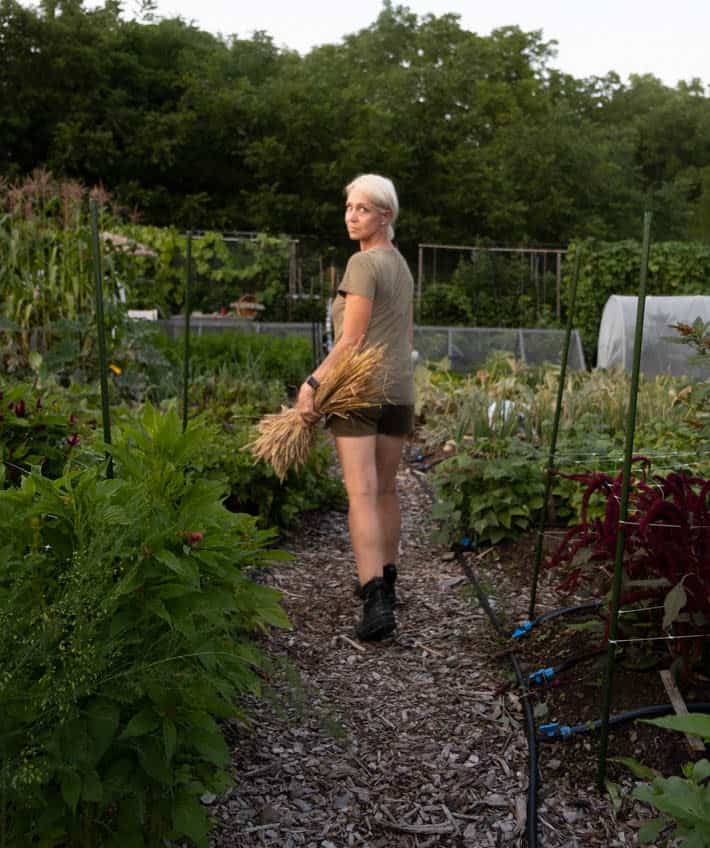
209, 458, 646, 848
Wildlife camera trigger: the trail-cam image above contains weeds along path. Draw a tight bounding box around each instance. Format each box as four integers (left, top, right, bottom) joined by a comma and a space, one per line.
210, 462, 637, 848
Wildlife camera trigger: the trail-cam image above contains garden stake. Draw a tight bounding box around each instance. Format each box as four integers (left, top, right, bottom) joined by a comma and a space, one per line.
89, 198, 113, 478
182, 231, 192, 433
528, 249, 581, 619
596, 210, 652, 789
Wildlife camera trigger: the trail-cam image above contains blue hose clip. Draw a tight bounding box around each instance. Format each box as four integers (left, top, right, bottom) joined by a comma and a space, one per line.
512, 619, 534, 639
529, 666, 555, 686
538, 722, 572, 739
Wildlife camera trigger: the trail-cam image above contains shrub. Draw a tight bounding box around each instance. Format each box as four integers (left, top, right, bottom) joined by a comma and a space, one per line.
0, 405, 289, 846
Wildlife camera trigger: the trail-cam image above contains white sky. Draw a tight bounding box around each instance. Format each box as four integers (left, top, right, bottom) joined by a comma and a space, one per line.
121, 0, 709, 87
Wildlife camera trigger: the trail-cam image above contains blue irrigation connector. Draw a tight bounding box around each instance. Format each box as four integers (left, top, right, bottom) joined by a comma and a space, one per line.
512, 620, 534, 639
459, 536, 473, 550
529, 666, 555, 686
538, 722, 572, 739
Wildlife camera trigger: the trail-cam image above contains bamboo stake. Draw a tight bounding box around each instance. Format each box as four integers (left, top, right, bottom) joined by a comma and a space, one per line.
528, 249, 581, 619
89, 198, 113, 478
182, 232, 192, 433
597, 211, 653, 789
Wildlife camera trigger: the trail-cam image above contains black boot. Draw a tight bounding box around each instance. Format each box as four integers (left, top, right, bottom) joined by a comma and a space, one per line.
356, 577, 396, 642
383, 563, 397, 608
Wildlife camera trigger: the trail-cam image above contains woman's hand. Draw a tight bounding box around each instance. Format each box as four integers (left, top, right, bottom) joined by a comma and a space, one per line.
295, 382, 322, 425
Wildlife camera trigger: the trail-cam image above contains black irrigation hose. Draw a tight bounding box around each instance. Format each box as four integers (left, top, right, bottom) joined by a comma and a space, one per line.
456, 548, 540, 848
512, 600, 604, 639
538, 703, 710, 743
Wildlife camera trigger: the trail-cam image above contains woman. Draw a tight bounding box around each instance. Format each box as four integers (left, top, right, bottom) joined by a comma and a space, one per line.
295, 174, 414, 641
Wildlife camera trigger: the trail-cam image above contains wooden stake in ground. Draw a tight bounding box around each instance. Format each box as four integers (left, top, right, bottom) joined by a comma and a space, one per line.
246, 345, 387, 481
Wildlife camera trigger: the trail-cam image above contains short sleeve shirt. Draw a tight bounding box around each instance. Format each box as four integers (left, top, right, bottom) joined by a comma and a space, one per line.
331, 247, 414, 404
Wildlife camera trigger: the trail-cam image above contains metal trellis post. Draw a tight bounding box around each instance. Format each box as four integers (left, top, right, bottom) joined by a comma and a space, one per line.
89, 198, 113, 478
528, 249, 581, 619
597, 211, 652, 789
182, 232, 192, 434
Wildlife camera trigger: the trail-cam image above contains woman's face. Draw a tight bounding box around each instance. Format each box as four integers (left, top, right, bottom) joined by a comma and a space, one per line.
345, 188, 389, 242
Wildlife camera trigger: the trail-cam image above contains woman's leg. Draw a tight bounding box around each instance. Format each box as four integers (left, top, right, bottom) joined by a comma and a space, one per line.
334, 435, 385, 585
375, 433, 405, 564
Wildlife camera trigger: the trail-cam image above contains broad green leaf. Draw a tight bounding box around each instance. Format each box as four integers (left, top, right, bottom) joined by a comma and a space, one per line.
120, 707, 160, 739
611, 756, 660, 781
643, 714, 710, 742
60, 771, 81, 814
638, 818, 665, 843
86, 698, 120, 761
172, 793, 209, 848
163, 718, 177, 763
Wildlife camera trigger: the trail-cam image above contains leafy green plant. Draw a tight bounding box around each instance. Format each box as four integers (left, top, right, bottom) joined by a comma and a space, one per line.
0, 404, 289, 847
431, 439, 545, 545
614, 713, 710, 847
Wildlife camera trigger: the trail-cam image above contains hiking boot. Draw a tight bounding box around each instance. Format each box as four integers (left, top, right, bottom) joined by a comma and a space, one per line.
383, 562, 397, 608
354, 563, 398, 608
356, 577, 396, 642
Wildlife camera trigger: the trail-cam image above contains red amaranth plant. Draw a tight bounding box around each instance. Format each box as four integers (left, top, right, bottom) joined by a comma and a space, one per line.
548, 465, 710, 672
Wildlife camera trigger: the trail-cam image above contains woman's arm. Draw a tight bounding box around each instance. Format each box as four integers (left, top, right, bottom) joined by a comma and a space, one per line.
295, 293, 373, 422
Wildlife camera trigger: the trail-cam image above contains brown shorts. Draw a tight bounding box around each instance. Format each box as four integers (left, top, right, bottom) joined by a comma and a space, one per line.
325, 404, 415, 438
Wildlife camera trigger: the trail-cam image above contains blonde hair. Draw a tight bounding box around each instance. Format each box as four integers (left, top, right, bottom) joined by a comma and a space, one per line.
345, 173, 399, 240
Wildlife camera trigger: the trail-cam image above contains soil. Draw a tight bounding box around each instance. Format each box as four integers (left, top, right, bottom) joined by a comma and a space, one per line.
206, 442, 709, 847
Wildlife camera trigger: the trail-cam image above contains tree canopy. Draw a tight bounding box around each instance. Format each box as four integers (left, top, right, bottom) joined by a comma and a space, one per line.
2, 0, 709, 252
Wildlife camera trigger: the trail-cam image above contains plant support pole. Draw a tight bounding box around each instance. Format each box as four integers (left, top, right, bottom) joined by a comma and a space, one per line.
89, 198, 113, 478
182, 232, 192, 433
597, 211, 652, 789
528, 249, 581, 619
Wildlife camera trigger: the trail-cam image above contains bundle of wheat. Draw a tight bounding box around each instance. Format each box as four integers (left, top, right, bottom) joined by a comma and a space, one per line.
247, 345, 386, 481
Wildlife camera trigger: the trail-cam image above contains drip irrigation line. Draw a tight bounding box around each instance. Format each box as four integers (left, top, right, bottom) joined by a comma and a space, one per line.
539, 703, 710, 742
512, 601, 603, 640
455, 546, 540, 848
528, 648, 606, 688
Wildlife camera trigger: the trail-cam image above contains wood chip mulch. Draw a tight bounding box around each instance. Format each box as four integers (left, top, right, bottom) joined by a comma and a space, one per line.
208, 462, 653, 847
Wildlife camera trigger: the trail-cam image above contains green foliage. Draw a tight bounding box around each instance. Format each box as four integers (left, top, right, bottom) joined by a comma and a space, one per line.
0, 379, 99, 486
564, 240, 710, 363
118, 226, 293, 318
431, 439, 545, 545
161, 330, 314, 390
0, 404, 289, 846
615, 715, 710, 848
3, 2, 710, 250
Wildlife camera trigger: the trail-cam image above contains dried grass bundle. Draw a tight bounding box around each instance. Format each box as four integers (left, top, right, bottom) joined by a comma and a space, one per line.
247, 345, 386, 481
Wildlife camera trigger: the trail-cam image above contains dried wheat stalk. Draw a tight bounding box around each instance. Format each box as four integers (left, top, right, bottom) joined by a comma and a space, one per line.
246, 345, 386, 481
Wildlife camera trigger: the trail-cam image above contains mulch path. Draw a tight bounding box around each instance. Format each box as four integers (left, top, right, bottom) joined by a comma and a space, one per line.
206, 451, 696, 847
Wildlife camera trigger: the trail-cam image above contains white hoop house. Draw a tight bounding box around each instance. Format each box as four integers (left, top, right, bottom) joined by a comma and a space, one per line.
597, 295, 710, 378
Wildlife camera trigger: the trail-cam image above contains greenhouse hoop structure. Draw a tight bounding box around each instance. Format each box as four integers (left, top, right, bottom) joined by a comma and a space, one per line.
597, 295, 710, 378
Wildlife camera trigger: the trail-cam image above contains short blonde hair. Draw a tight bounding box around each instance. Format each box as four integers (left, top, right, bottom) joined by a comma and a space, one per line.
345, 173, 399, 240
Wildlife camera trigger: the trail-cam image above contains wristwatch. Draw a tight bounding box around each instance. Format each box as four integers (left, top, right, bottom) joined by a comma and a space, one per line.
305, 375, 320, 391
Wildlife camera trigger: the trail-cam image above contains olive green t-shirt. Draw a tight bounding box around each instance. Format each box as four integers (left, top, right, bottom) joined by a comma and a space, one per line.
332, 247, 414, 404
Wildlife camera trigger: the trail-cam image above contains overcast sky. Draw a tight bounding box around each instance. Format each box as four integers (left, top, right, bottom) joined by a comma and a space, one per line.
111, 0, 706, 87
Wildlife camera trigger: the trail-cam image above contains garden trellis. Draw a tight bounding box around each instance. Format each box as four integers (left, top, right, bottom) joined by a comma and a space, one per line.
416, 242, 567, 324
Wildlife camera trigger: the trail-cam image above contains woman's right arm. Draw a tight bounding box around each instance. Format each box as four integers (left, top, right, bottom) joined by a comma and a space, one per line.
295, 292, 373, 422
